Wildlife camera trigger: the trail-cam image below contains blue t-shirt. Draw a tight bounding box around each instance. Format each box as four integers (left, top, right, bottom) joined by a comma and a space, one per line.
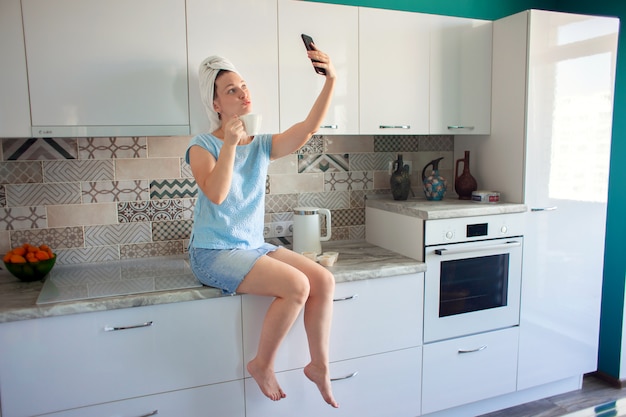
185, 133, 273, 249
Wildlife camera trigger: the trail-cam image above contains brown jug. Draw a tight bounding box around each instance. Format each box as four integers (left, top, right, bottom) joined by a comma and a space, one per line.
454, 150, 477, 200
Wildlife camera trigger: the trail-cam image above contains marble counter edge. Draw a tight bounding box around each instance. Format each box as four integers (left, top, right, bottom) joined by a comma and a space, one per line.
366, 198, 528, 219
0, 241, 426, 323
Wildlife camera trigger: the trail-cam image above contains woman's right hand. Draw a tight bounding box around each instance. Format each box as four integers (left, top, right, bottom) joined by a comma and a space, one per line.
222, 116, 246, 146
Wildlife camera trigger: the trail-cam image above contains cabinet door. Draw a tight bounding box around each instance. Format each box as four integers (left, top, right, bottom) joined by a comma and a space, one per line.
0, 0, 31, 138
0, 297, 243, 417
21, 0, 189, 137
430, 16, 492, 135
278, 0, 359, 135
186, 0, 279, 135
43, 381, 245, 417
421, 327, 519, 414
359, 8, 430, 135
245, 347, 422, 417
242, 273, 423, 374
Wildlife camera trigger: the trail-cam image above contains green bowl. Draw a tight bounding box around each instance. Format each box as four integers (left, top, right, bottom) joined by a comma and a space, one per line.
3, 255, 56, 282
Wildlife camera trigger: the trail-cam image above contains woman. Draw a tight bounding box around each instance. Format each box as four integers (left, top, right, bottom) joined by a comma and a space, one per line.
186, 45, 338, 408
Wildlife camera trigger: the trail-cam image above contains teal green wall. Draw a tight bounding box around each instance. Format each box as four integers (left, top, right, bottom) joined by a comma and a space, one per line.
310, 0, 626, 380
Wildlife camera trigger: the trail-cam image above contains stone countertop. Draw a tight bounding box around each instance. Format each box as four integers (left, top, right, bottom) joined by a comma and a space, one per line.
0, 240, 425, 324
366, 196, 527, 220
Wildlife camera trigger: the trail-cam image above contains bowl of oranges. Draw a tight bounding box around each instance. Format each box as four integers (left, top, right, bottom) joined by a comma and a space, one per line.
2, 243, 56, 282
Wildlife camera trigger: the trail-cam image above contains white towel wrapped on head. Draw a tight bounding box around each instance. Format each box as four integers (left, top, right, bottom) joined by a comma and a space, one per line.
199, 55, 239, 132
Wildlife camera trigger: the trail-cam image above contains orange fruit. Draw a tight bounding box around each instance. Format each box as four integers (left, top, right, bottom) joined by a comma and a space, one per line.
2, 252, 12, 263
35, 251, 50, 261
39, 244, 50, 251
12, 247, 26, 256
26, 253, 38, 263
10, 255, 26, 264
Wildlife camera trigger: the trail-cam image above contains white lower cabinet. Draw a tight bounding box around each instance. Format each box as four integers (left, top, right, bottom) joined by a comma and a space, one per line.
0, 297, 243, 417
42, 381, 245, 417
421, 327, 519, 414
242, 273, 424, 373
245, 347, 422, 417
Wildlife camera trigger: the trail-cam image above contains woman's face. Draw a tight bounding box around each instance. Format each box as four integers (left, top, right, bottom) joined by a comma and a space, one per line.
213, 71, 252, 119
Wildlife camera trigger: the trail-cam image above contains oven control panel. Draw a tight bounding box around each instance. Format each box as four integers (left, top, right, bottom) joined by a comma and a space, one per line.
425, 213, 525, 246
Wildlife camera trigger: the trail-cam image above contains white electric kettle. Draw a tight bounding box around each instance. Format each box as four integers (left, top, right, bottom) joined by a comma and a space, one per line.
292, 207, 331, 255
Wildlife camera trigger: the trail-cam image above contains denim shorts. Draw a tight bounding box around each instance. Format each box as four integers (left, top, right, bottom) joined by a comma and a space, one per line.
189, 243, 279, 295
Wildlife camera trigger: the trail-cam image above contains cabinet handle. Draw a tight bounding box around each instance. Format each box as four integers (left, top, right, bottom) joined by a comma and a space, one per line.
531, 206, 558, 212
447, 125, 475, 130
331, 371, 358, 382
136, 411, 158, 417
104, 321, 153, 332
320, 124, 338, 129
379, 125, 410, 129
458, 345, 487, 354
333, 294, 358, 302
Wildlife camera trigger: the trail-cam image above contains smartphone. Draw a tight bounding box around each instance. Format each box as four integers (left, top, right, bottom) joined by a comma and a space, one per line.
301, 34, 326, 75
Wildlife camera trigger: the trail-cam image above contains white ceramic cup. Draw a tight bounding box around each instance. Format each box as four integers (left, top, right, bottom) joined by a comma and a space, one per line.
239, 113, 262, 136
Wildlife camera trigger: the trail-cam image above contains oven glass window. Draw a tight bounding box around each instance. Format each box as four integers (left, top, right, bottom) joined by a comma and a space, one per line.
439, 254, 509, 317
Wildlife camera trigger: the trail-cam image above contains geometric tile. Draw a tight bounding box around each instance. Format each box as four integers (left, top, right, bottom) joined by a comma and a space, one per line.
349, 152, 395, 171
0, 186, 4, 207
78, 136, 147, 159
419, 135, 454, 152
0, 161, 43, 184
5, 182, 81, 206
44, 160, 114, 182
2, 138, 78, 161
324, 171, 373, 191
82, 180, 149, 203
297, 191, 350, 210
298, 154, 349, 173
55, 245, 121, 265
152, 219, 192, 241
181, 158, 193, 178
85, 222, 152, 247
117, 199, 187, 222
0, 206, 47, 230
120, 240, 184, 259
10, 226, 84, 249
373, 135, 421, 153
331, 207, 365, 227
265, 193, 298, 214
296, 135, 325, 154
150, 179, 197, 199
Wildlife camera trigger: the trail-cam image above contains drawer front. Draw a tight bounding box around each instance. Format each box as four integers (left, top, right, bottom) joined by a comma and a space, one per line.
0, 297, 243, 417
242, 273, 423, 373
43, 380, 245, 417
421, 327, 519, 414
245, 347, 422, 417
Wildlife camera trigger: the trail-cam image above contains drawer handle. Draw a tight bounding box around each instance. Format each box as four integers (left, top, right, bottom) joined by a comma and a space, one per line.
331, 371, 358, 382
458, 345, 487, 354
104, 321, 153, 332
136, 411, 158, 417
379, 125, 410, 129
447, 125, 475, 130
320, 124, 338, 129
333, 294, 358, 302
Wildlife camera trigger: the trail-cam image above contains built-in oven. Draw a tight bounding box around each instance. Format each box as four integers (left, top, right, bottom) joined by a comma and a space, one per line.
423, 214, 524, 343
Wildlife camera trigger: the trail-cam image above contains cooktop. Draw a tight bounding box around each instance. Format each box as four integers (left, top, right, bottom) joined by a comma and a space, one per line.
37, 256, 202, 305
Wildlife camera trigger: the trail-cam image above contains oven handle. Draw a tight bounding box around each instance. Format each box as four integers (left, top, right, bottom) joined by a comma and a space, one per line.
434, 240, 521, 256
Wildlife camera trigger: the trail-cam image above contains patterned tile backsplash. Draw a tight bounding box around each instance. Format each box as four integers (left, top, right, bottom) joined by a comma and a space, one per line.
0, 135, 454, 265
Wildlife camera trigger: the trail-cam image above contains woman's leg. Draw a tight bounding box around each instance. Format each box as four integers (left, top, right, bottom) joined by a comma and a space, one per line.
236, 253, 311, 401
267, 248, 338, 408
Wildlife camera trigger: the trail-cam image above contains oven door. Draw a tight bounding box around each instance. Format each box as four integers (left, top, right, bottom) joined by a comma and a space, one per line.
423, 237, 523, 343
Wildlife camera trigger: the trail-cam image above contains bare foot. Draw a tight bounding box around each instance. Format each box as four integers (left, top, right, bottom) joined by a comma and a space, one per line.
304, 363, 339, 408
247, 359, 286, 401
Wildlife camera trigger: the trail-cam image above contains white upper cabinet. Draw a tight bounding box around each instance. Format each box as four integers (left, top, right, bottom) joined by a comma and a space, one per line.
21, 0, 189, 137
430, 15, 493, 135
0, 0, 31, 138
359, 7, 431, 135
186, 0, 279, 135
278, 0, 359, 135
